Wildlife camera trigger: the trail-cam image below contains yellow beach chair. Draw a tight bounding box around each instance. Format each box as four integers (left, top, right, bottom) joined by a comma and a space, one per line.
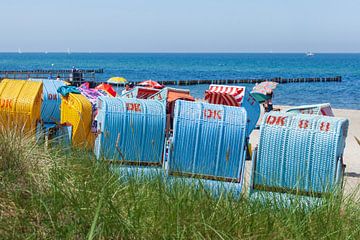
0, 79, 42, 132
60, 93, 95, 149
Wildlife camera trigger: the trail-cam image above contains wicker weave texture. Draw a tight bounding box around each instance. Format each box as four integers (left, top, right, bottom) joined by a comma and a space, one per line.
168, 100, 247, 182
0, 79, 42, 131
60, 93, 94, 148
94, 97, 166, 164
32, 79, 65, 123
252, 112, 348, 196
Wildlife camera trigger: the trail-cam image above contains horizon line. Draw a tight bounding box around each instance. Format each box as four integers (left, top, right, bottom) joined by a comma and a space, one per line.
1, 51, 360, 54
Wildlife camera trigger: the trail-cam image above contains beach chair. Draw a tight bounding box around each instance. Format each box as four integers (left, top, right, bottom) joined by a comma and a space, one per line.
249, 112, 348, 204
149, 87, 195, 133
59, 83, 114, 149
205, 84, 260, 136
94, 97, 166, 175
30, 79, 66, 141
149, 87, 194, 102
60, 93, 95, 148
122, 86, 160, 99
30, 79, 65, 124
286, 103, 334, 116
0, 79, 42, 132
166, 100, 248, 196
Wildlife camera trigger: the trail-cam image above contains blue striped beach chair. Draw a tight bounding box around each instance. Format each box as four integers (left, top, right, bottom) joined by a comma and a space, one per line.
149, 87, 195, 135
31, 79, 67, 142
94, 96, 166, 176
205, 84, 260, 137
166, 100, 248, 196
249, 112, 348, 204
31, 79, 65, 124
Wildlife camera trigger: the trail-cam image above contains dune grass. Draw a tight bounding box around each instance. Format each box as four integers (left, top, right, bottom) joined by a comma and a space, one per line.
1, 131, 360, 239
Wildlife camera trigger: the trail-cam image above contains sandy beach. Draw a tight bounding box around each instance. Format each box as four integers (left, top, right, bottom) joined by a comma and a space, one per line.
246, 106, 360, 196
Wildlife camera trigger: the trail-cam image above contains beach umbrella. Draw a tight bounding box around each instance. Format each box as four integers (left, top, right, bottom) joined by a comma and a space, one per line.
251, 81, 278, 103
107, 77, 127, 84
250, 92, 272, 103
252, 81, 278, 95
138, 80, 164, 89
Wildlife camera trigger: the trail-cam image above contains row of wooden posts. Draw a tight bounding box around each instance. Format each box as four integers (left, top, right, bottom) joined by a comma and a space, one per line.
156, 76, 342, 86
0, 69, 342, 86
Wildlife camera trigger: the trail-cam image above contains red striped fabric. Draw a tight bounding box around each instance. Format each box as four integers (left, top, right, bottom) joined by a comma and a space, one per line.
205, 85, 245, 107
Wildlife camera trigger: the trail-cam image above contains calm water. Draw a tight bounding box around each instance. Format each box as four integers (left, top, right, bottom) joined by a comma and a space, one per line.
0, 53, 359, 109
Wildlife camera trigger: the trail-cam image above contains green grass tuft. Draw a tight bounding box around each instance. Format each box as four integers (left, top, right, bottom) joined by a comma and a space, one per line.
1, 131, 360, 239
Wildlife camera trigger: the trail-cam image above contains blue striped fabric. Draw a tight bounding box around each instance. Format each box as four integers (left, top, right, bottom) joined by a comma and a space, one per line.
32, 79, 65, 123
250, 112, 348, 198
242, 89, 260, 136
94, 97, 166, 165
168, 100, 247, 183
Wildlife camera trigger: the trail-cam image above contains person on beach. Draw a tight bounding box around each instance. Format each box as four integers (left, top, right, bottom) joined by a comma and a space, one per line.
122, 83, 134, 95
263, 92, 273, 112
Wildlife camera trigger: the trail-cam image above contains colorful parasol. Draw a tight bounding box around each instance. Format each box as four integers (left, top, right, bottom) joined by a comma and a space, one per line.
252, 81, 278, 95
107, 77, 127, 84
137, 80, 164, 89
251, 81, 278, 103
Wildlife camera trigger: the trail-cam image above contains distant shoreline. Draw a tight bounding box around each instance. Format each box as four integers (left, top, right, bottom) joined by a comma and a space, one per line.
1, 52, 360, 54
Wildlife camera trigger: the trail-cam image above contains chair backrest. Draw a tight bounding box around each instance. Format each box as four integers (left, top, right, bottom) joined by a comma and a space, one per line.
94, 97, 166, 166
250, 112, 348, 197
60, 93, 94, 148
31, 79, 65, 123
0, 79, 42, 131
168, 100, 247, 182
205, 84, 260, 136
286, 103, 334, 116
122, 86, 160, 99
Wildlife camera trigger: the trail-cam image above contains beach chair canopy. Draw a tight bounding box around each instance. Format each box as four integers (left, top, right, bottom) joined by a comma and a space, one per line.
250, 112, 348, 199
286, 103, 334, 116
149, 87, 194, 103
122, 86, 160, 99
30, 79, 65, 123
168, 100, 247, 185
0, 79, 42, 131
94, 97, 166, 165
205, 85, 244, 106
205, 84, 260, 136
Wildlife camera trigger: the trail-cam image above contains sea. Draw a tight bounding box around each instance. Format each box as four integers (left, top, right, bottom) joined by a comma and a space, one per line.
0, 53, 359, 109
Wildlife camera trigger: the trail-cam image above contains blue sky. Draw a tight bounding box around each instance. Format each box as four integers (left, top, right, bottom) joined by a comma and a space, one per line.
1, 0, 359, 52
